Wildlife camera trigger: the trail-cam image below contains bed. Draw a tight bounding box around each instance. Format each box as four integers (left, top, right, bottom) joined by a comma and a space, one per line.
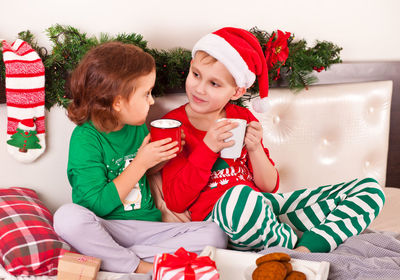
0, 80, 399, 279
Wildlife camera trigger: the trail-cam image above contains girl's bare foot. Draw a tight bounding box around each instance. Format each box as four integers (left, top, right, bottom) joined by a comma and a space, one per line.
135, 260, 153, 274
293, 246, 311, 253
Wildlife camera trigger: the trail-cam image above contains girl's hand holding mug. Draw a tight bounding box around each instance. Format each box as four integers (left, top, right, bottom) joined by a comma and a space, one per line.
136, 134, 179, 170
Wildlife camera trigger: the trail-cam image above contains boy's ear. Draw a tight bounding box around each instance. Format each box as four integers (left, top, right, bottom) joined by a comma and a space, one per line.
230, 87, 246, 101
112, 95, 122, 112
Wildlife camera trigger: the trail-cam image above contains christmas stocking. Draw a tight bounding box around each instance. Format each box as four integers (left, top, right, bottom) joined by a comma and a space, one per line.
2, 39, 46, 163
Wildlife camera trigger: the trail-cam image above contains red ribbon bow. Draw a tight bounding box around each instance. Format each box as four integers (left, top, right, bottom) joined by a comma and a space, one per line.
156, 247, 216, 280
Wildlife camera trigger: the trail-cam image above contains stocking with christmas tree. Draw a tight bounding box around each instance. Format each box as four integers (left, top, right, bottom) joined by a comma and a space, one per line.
2, 39, 46, 163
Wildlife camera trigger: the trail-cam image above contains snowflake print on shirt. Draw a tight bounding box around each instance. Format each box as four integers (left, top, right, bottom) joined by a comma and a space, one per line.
207, 152, 253, 189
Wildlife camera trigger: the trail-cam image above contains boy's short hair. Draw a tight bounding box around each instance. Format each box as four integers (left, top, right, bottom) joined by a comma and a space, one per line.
196, 50, 218, 64
67, 42, 155, 132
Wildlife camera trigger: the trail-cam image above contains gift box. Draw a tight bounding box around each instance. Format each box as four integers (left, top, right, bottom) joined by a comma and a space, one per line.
57, 252, 101, 280
153, 247, 219, 280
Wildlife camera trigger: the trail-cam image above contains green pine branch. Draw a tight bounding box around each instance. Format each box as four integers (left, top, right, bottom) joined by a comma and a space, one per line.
0, 24, 342, 110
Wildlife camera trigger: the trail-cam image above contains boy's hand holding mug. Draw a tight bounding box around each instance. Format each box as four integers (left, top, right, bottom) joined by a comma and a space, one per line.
203, 119, 239, 154
244, 121, 264, 152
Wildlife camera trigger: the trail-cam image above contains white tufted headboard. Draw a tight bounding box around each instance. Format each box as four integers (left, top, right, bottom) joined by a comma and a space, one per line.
0, 80, 393, 213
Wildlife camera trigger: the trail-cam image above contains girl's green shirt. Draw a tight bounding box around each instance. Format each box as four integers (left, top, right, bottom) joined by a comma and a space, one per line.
67, 122, 161, 221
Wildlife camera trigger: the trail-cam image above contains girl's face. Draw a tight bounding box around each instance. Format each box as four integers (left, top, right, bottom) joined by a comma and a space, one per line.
185, 52, 244, 118
113, 70, 156, 130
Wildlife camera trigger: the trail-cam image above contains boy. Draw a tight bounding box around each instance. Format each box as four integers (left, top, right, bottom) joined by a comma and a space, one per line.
161, 27, 385, 253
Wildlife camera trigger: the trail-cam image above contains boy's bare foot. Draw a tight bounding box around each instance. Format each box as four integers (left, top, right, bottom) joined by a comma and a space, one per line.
135, 260, 153, 274
293, 246, 311, 253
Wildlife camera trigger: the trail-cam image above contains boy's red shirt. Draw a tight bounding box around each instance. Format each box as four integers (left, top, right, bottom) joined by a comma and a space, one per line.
161, 103, 279, 221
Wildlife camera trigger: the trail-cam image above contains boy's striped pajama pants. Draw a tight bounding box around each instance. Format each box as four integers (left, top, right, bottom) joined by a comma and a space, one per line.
209, 178, 385, 252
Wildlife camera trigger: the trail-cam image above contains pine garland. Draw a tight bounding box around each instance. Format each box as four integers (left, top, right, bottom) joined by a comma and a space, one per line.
0, 24, 342, 110
150, 47, 192, 96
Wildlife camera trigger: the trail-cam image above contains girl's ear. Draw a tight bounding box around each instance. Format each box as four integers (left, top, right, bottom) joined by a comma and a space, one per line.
230, 87, 246, 101
112, 95, 122, 112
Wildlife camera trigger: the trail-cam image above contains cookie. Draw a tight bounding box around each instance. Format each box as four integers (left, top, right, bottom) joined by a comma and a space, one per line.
285, 270, 306, 280
255, 252, 291, 266
282, 261, 292, 274
252, 261, 287, 280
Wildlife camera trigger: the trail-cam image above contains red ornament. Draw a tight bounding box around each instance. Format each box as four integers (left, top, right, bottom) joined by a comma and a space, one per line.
313, 66, 325, 72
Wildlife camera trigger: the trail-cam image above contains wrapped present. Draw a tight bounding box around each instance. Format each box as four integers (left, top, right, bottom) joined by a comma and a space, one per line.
153, 247, 219, 280
57, 252, 101, 280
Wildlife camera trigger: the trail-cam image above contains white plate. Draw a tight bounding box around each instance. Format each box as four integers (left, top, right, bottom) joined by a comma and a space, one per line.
200, 246, 330, 280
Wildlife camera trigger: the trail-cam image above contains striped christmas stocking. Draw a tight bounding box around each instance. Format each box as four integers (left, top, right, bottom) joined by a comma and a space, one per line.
2, 39, 46, 163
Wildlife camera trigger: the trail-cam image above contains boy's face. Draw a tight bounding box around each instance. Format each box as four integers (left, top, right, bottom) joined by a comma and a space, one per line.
113, 70, 156, 129
185, 52, 244, 117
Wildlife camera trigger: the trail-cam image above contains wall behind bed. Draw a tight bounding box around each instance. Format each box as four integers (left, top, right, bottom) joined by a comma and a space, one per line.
0, 0, 399, 61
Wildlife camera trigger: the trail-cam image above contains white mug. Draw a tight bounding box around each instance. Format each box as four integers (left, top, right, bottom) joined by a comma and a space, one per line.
218, 118, 247, 159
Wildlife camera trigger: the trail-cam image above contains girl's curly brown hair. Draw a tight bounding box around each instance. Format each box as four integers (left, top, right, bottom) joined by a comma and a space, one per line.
67, 41, 155, 132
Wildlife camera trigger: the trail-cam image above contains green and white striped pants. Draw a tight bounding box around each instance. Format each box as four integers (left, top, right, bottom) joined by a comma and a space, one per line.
209, 178, 385, 252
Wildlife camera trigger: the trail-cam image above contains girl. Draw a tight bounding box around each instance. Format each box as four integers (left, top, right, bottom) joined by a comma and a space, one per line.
53, 42, 227, 274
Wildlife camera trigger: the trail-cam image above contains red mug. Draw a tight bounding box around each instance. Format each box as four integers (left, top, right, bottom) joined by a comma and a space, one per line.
150, 119, 182, 151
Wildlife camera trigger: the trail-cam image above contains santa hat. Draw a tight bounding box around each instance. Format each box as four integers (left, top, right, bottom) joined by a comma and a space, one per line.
18, 119, 36, 131
192, 27, 270, 113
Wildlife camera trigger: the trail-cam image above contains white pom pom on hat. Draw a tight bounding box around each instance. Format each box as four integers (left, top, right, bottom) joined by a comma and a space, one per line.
251, 96, 271, 113
192, 27, 270, 113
